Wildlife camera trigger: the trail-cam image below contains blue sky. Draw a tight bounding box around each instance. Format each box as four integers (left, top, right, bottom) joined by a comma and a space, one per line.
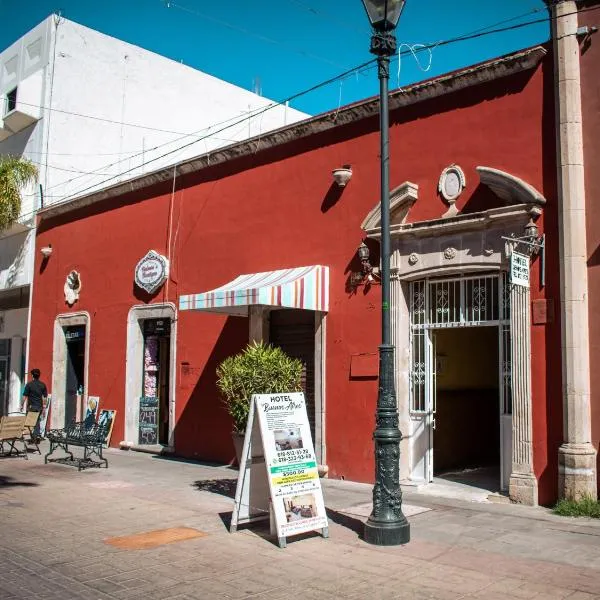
0, 0, 550, 115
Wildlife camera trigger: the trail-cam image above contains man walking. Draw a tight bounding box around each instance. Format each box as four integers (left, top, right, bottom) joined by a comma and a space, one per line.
22, 368, 48, 442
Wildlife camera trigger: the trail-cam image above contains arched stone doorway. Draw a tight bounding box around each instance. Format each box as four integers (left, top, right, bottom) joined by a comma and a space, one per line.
362, 167, 546, 505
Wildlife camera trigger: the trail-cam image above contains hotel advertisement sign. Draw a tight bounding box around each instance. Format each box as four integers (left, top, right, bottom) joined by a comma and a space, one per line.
510, 251, 530, 288
254, 393, 328, 540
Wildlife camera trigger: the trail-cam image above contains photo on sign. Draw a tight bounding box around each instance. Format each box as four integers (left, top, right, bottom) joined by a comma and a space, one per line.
283, 494, 317, 522
84, 396, 100, 428
98, 409, 117, 447
274, 428, 303, 452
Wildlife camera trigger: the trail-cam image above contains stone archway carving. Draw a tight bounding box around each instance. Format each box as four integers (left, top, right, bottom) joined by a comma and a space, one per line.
361, 181, 418, 232
362, 168, 546, 505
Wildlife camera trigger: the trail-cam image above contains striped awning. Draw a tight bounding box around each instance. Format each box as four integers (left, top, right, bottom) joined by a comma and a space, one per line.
179, 265, 329, 316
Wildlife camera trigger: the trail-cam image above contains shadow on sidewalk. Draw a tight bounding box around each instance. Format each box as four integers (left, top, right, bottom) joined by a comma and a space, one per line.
0, 475, 39, 488
192, 478, 237, 498
326, 507, 365, 539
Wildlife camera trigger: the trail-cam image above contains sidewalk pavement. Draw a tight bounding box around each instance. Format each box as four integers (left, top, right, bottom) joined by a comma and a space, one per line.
1, 444, 600, 600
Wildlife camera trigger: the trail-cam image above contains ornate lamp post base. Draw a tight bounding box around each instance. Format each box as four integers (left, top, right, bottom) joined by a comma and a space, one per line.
364, 344, 410, 546
364, 516, 410, 546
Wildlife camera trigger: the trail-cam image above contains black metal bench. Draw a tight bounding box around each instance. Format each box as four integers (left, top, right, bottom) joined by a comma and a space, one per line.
45, 421, 108, 470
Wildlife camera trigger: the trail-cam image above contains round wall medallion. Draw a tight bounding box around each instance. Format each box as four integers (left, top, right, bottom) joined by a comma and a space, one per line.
438, 165, 466, 204
444, 247, 457, 260
408, 252, 419, 265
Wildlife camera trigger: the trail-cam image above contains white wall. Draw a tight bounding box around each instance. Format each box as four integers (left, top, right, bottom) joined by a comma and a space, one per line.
0, 15, 309, 291
42, 18, 308, 202
0, 229, 34, 289
2, 307, 28, 413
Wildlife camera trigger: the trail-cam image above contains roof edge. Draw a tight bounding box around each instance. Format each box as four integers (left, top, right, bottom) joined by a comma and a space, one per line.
38, 45, 547, 222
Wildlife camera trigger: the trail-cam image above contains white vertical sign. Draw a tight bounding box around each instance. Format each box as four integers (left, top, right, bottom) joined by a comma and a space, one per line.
510, 251, 530, 288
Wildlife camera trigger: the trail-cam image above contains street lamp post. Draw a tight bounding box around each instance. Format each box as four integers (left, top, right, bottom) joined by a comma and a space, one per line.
361, 0, 410, 546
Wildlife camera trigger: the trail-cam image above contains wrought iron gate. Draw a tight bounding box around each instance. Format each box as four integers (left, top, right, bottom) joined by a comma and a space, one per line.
408, 273, 512, 487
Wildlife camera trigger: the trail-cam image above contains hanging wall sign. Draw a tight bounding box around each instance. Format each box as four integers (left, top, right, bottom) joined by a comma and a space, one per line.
510, 251, 530, 288
134, 250, 169, 294
231, 392, 328, 548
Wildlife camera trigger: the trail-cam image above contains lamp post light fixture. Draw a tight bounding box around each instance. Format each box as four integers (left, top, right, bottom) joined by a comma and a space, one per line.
361, 0, 410, 546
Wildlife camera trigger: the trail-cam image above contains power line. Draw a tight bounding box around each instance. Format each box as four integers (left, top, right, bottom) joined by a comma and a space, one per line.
14, 99, 275, 138
284, 0, 366, 34
43, 4, 555, 195
165, 1, 352, 71
42, 102, 281, 192
50, 3, 600, 205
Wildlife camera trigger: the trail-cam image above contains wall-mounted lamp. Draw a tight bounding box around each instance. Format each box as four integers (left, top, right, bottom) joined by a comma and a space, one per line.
350, 241, 380, 288
524, 218, 542, 255
332, 164, 353, 187
40, 245, 53, 258
501, 216, 546, 287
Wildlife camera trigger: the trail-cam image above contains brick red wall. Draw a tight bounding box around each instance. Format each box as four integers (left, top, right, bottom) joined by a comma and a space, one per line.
31, 54, 562, 501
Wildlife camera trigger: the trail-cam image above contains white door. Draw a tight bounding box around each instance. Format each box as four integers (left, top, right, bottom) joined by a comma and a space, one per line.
499, 323, 513, 491
425, 330, 437, 482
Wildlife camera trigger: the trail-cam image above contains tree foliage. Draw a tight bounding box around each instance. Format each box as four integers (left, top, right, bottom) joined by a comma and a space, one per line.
0, 155, 38, 230
216, 341, 303, 433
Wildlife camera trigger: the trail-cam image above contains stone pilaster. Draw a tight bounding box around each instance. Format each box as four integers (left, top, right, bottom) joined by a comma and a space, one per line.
508, 283, 538, 505
552, 1, 597, 499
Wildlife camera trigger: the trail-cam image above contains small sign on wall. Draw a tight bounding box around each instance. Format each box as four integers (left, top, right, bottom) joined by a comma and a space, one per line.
139, 396, 159, 445
510, 251, 530, 288
134, 250, 169, 295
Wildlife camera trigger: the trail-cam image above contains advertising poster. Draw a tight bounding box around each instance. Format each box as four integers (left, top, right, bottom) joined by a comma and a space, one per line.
254, 392, 328, 540
98, 409, 117, 447
39, 394, 52, 437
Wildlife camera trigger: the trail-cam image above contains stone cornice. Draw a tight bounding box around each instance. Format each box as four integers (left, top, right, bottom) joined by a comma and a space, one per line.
38, 46, 547, 222
367, 204, 536, 240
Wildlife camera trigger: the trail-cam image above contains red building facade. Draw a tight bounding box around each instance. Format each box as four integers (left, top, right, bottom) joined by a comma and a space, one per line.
30, 46, 564, 505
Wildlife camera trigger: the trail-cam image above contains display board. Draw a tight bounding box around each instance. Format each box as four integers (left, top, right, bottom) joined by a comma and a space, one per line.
139, 396, 159, 444
98, 409, 117, 447
39, 394, 51, 437
231, 392, 328, 548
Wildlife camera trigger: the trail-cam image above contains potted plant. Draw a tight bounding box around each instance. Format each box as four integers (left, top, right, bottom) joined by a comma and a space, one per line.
216, 340, 303, 463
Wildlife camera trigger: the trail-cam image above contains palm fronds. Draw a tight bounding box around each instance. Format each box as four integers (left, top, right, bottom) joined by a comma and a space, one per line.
0, 155, 38, 230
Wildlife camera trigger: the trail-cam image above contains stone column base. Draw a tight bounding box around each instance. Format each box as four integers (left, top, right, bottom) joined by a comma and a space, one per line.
509, 472, 538, 506
558, 443, 598, 501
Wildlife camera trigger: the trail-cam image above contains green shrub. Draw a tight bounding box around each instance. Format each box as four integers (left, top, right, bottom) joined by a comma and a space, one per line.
553, 496, 600, 518
216, 341, 303, 433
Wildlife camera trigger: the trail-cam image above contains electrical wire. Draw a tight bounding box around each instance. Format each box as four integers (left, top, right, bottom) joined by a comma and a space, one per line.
165, 1, 353, 70
45, 3, 600, 206
41, 102, 279, 192
38, 3, 564, 195
13, 99, 271, 139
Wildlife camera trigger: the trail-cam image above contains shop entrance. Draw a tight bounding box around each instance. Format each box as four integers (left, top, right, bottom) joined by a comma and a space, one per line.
409, 274, 512, 491
141, 318, 171, 445
64, 326, 85, 425
432, 327, 500, 486
269, 309, 316, 442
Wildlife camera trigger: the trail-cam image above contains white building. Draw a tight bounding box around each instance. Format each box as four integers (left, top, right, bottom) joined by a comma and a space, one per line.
0, 14, 308, 415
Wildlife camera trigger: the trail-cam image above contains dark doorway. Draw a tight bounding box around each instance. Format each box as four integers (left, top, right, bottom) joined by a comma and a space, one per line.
269, 309, 316, 441
141, 318, 171, 445
433, 326, 500, 483
0, 339, 10, 417
64, 326, 85, 426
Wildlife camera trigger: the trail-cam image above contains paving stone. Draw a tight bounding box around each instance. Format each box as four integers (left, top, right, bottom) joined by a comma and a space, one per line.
2, 445, 600, 600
